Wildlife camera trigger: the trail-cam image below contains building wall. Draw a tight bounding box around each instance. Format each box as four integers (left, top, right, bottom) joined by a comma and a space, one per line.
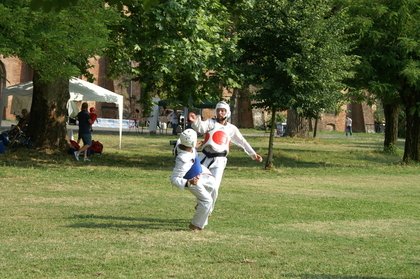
1, 56, 375, 132
317, 106, 347, 132
0, 56, 33, 120
0, 56, 139, 121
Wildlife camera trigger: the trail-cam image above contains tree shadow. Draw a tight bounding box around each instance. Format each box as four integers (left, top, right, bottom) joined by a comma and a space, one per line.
68, 214, 189, 231
284, 274, 396, 279
0, 132, 403, 170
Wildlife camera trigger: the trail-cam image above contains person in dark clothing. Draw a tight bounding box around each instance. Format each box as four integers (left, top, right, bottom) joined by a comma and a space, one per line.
74, 102, 92, 161
16, 109, 30, 132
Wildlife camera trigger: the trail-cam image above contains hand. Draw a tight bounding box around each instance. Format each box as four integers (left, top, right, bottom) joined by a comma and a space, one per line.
253, 154, 263, 163
196, 140, 204, 148
188, 112, 197, 123
188, 175, 200, 185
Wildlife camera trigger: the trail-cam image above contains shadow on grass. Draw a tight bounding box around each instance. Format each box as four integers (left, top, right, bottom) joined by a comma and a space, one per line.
229, 147, 401, 169
1, 135, 403, 170
286, 275, 396, 279
68, 214, 189, 231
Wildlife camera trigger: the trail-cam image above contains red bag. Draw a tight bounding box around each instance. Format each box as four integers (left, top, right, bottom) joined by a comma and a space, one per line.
90, 140, 103, 153
70, 140, 80, 151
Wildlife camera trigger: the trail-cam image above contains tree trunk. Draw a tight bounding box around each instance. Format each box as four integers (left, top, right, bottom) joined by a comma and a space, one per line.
286, 109, 299, 137
401, 85, 420, 162
383, 103, 399, 152
308, 118, 313, 132
232, 88, 254, 128
313, 117, 318, 138
286, 108, 310, 138
28, 72, 70, 151
403, 109, 420, 162
265, 106, 276, 170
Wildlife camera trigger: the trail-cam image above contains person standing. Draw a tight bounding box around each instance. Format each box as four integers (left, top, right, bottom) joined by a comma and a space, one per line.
188, 101, 263, 212
74, 102, 93, 161
89, 107, 98, 129
169, 110, 179, 135
170, 129, 216, 231
345, 116, 353, 136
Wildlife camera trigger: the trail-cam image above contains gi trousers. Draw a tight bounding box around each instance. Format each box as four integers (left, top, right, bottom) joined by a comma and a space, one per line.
188, 173, 216, 229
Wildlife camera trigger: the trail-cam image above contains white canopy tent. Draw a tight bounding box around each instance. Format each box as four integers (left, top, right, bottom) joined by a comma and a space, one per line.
0, 77, 123, 148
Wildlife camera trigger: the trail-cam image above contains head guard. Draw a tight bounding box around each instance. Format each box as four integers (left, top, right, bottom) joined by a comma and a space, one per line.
179, 129, 197, 148
215, 101, 231, 119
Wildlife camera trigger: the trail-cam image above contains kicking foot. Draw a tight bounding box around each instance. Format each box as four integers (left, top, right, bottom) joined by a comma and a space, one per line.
189, 223, 202, 232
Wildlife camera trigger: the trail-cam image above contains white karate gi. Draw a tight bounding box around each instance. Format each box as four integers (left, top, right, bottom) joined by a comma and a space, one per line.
170, 146, 216, 229
191, 117, 257, 211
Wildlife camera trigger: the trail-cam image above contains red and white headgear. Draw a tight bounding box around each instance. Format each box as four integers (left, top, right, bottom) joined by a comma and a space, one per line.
215, 101, 231, 119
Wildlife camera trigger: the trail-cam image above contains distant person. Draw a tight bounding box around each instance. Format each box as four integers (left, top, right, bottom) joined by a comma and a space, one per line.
77, 107, 97, 144
131, 108, 140, 128
169, 110, 179, 135
188, 101, 263, 212
74, 102, 93, 161
345, 116, 353, 136
89, 107, 98, 131
170, 129, 216, 231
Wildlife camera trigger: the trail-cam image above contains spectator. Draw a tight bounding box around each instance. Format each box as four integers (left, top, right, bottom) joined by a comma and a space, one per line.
168, 110, 179, 135
345, 116, 353, 136
16, 109, 30, 132
74, 102, 93, 162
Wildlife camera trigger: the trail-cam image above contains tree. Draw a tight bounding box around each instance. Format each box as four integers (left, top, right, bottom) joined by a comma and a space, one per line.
347, 0, 420, 162
0, 0, 118, 150
237, 0, 357, 169
106, 0, 239, 112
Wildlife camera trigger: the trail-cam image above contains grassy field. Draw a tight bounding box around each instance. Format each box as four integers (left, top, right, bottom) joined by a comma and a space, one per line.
0, 131, 419, 278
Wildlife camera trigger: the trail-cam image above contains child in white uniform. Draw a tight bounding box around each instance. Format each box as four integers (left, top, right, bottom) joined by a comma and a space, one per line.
170, 129, 216, 231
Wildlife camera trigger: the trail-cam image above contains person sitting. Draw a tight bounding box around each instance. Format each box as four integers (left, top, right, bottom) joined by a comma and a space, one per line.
16, 109, 30, 132
131, 109, 140, 128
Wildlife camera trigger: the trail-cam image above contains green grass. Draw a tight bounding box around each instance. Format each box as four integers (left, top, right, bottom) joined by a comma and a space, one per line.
0, 131, 419, 278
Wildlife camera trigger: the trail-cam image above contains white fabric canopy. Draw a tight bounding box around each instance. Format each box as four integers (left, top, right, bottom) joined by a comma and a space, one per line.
0, 77, 123, 148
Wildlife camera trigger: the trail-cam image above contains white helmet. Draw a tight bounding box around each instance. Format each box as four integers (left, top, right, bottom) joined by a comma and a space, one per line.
179, 129, 197, 148
215, 101, 231, 119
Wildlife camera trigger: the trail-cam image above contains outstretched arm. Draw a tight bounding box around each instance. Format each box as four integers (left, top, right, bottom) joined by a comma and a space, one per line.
188, 112, 213, 134
230, 125, 263, 163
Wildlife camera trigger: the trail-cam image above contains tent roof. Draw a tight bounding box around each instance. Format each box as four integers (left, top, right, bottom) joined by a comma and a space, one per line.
69, 78, 121, 104
1, 77, 124, 148
2, 77, 122, 105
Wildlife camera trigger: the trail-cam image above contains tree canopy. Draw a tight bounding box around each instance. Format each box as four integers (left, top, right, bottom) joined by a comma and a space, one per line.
0, 0, 119, 149
236, 0, 357, 168
346, 0, 420, 162
238, 0, 356, 117
107, 0, 239, 111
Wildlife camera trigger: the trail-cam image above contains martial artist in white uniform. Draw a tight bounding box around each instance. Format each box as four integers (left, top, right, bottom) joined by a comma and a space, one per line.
170, 129, 216, 231
188, 101, 263, 212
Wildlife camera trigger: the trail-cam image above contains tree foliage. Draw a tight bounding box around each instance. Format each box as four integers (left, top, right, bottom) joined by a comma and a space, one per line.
346, 0, 420, 162
238, 0, 356, 117
106, 0, 239, 111
236, 0, 357, 168
0, 0, 118, 149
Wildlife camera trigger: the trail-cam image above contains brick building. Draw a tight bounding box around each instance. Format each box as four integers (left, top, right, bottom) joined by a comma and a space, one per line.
1, 56, 375, 133
0, 56, 141, 122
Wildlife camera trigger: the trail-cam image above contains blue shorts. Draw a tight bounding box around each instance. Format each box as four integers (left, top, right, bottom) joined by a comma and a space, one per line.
80, 133, 92, 146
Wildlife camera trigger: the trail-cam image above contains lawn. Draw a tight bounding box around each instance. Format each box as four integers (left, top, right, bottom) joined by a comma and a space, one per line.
0, 131, 419, 278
